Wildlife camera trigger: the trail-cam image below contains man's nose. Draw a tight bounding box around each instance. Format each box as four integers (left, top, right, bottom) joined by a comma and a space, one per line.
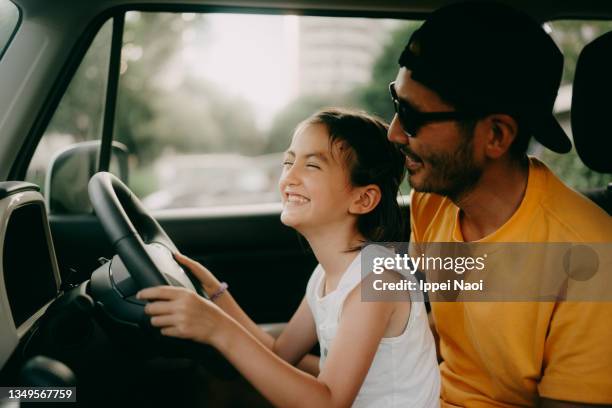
388, 114, 410, 145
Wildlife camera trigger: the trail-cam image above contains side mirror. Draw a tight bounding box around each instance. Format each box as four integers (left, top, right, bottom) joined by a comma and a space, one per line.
45, 141, 129, 214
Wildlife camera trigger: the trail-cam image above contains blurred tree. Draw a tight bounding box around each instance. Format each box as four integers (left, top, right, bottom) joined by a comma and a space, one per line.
115, 12, 263, 157
534, 21, 612, 190
264, 22, 420, 154
351, 22, 420, 122
264, 94, 349, 153
143, 76, 262, 156
114, 11, 202, 162
538, 148, 612, 191
548, 21, 612, 86
41, 11, 266, 198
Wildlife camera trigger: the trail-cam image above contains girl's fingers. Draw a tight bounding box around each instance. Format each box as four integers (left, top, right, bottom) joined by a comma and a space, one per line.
143, 300, 175, 315
173, 252, 197, 268
137, 285, 181, 301
160, 327, 183, 338
150, 314, 176, 327
173, 253, 211, 282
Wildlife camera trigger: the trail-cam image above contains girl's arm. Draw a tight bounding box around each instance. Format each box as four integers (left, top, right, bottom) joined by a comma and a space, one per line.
175, 253, 317, 365
174, 253, 276, 345
138, 283, 394, 408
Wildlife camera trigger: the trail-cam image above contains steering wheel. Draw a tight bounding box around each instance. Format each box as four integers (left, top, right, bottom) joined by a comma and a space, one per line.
87, 172, 237, 375
88, 172, 204, 301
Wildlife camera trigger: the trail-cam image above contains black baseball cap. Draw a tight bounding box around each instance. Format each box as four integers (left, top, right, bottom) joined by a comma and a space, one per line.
398, 1, 572, 154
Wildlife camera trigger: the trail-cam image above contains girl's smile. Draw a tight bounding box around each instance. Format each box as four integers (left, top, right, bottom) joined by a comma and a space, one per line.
284, 192, 311, 206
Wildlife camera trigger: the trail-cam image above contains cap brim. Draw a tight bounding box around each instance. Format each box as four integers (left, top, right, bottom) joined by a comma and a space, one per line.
533, 115, 572, 154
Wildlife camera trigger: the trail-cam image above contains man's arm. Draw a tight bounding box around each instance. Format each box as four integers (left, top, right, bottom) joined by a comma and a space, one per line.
538, 302, 612, 405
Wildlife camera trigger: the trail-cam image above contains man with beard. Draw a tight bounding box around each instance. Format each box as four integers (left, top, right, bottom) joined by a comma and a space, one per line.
387, 2, 612, 407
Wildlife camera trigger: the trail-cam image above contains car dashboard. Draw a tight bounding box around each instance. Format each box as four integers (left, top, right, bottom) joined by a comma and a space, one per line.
0, 182, 62, 368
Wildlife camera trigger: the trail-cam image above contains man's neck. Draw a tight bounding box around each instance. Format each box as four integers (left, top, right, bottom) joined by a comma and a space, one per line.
302, 222, 363, 293
454, 156, 529, 242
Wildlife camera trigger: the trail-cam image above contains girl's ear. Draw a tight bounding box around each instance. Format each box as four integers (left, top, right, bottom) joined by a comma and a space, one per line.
349, 185, 381, 215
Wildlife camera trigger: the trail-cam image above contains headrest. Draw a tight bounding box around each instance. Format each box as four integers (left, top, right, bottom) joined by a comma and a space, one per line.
571, 31, 612, 173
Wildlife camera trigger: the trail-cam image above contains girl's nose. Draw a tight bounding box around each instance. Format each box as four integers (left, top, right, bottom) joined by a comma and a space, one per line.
279, 163, 301, 188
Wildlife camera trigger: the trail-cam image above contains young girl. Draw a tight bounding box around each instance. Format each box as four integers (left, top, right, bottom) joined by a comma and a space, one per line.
137, 108, 440, 407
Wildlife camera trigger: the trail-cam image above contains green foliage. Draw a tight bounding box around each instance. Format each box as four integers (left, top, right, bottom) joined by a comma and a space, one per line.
351, 22, 420, 121
115, 12, 263, 163
264, 94, 350, 153
548, 21, 612, 86
538, 148, 612, 191
112, 12, 265, 197
536, 21, 612, 191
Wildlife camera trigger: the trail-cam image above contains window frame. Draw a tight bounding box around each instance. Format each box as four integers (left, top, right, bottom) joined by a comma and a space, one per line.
0, 0, 22, 61
8, 11, 118, 181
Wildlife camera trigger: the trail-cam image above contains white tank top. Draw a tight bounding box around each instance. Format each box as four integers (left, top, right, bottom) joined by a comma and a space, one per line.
305, 249, 440, 408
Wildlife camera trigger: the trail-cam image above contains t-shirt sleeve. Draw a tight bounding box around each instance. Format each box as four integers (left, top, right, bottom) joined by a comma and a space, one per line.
538, 301, 612, 403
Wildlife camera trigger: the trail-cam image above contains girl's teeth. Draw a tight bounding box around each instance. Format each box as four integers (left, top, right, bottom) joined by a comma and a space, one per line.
287, 194, 309, 204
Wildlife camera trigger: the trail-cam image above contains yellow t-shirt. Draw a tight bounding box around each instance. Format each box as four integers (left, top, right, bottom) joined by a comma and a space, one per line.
410, 157, 612, 406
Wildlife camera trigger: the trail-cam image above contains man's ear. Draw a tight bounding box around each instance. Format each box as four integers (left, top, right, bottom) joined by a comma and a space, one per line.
480, 114, 518, 159
349, 185, 381, 215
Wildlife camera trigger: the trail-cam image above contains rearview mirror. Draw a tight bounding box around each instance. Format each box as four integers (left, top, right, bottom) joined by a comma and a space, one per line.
45, 141, 129, 214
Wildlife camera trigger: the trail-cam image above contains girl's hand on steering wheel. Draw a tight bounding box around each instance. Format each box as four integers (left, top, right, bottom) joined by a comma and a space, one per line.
173, 252, 222, 296
137, 285, 228, 345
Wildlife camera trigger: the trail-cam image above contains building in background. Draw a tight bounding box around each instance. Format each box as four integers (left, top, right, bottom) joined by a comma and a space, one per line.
296, 18, 398, 96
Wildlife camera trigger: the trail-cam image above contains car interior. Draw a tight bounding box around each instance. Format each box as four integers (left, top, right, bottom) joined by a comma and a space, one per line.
571, 30, 612, 213
0, 0, 611, 406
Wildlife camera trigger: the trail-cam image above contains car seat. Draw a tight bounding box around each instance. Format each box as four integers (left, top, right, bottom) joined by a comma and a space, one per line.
572, 31, 612, 215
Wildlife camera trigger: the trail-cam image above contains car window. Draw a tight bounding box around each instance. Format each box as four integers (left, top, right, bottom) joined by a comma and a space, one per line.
534, 20, 612, 191
114, 12, 418, 210
30, 15, 612, 213
25, 19, 113, 202
0, 0, 19, 60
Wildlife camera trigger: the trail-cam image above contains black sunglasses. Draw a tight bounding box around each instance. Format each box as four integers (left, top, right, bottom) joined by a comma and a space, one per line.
389, 82, 482, 137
